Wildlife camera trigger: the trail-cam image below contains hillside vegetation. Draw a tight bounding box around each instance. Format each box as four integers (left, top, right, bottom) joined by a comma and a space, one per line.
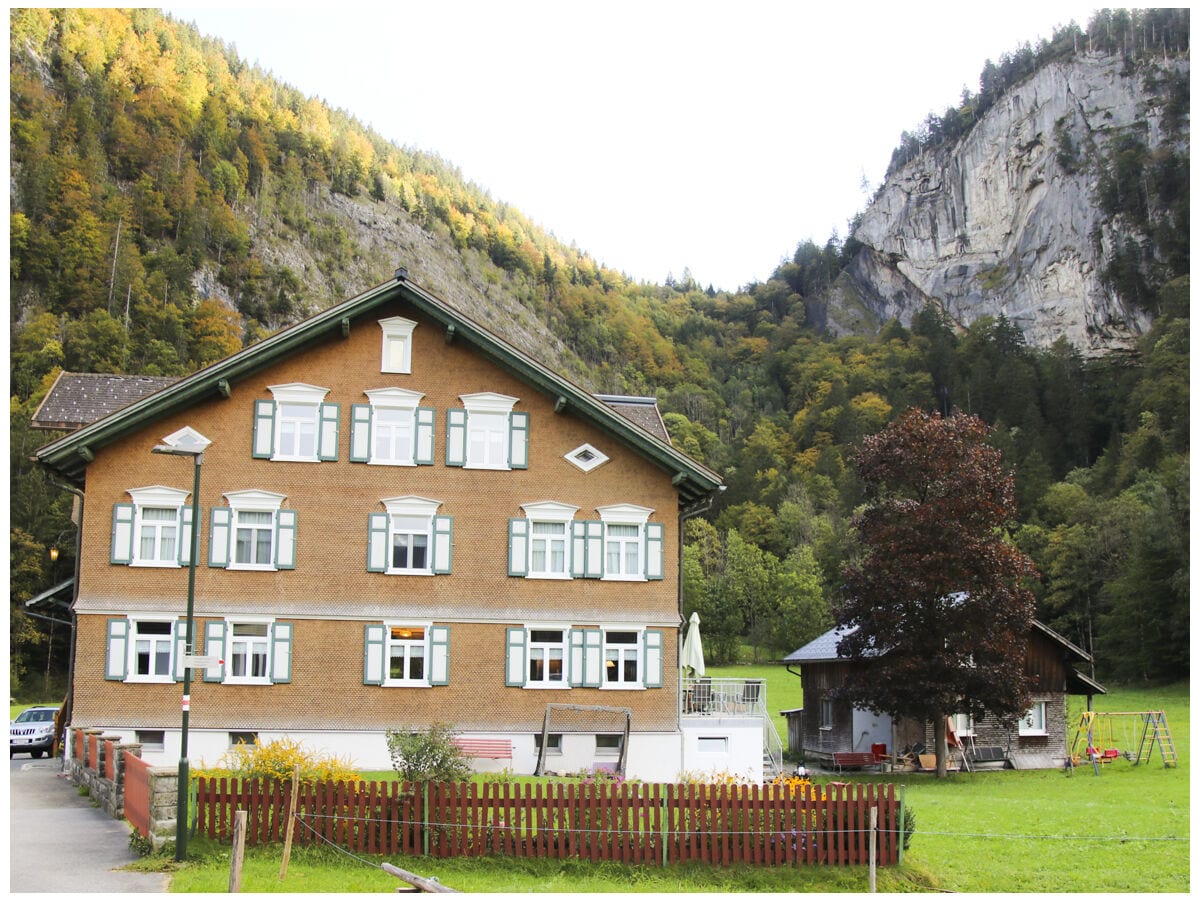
9, 9, 1188, 697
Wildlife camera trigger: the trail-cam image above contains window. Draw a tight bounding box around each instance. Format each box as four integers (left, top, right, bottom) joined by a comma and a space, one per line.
349, 389, 435, 466
564, 443, 609, 473
597, 505, 662, 581
362, 623, 450, 686
135, 730, 165, 751
202, 619, 292, 685
528, 629, 567, 685
509, 502, 577, 579
210, 491, 296, 571
105, 616, 184, 683
367, 497, 452, 575
506, 626, 663, 689
110, 487, 194, 568
446, 393, 528, 470
603, 630, 641, 686
1019, 701, 1048, 736
229, 732, 258, 747
953, 712, 976, 737
820, 699, 834, 730
698, 736, 728, 753
379, 316, 417, 373
253, 383, 338, 462
534, 733, 563, 755
595, 734, 623, 757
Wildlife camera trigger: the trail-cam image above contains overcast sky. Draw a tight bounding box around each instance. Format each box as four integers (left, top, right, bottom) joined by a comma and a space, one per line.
168, 2, 1102, 292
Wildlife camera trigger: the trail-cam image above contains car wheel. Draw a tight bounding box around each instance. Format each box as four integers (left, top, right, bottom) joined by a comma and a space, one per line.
31, 750, 44, 759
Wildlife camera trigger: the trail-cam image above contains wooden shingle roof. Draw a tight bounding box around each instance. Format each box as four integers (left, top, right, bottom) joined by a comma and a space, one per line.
31, 372, 179, 431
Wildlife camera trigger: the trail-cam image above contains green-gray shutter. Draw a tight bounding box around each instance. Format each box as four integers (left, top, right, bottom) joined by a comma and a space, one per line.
445, 409, 467, 466
643, 629, 664, 687
367, 513, 389, 572
507, 519, 528, 576
105, 618, 129, 680
505, 627, 527, 686
252, 399, 275, 458
415, 407, 436, 465
509, 411, 529, 469
645, 523, 665, 580
203, 621, 226, 682
271, 622, 293, 683
173, 617, 188, 681
584, 521, 604, 579
178, 507, 194, 566
432, 516, 452, 574
429, 625, 450, 685
363, 624, 386, 685
110, 504, 134, 564
318, 402, 340, 460
569, 628, 602, 688
275, 510, 297, 569
570, 522, 587, 578
349, 404, 372, 462
209, 507, 231, 568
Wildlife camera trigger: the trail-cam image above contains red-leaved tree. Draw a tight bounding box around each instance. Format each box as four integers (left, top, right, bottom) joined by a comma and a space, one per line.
836, 408, 1036, 777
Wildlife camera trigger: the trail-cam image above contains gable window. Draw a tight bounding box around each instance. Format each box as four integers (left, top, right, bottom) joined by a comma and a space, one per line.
202, 618, 292, 685
349, 389, 435, 466
446, 393, 528, 470
105, 616, 186, 683
367, 497, 452, 575
209, 491, 297, 571
110, 487, 194, 568
509, 502, 577, 579
564, 443, 609, 473
362, 623, 450, 686
379, 316, 418, 374
1019, 701, 1048, 736
253, 383, 339, 462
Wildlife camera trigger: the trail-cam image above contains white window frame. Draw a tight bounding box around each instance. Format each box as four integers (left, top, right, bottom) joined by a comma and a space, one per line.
379, 316, 418, 374
564, 443, 609, 473
953, 712, 976, 738
224, 618, 274, 685
595, 733, 623, 757
366, 388, 425, 466
384, 623, 432, 686
697, 736, 729, 754
269, 383, 329, 462
1019, 701, 1048, 736
225, 490, 286, 571
126, 616, 178, 683
597, 504, 653, 581
521, 502, 577, 579
526, 627, 569, 688
383, 496, 438, 575
601, 628, 643, 688
127, 486, 190, 568
463, 392, 518, 470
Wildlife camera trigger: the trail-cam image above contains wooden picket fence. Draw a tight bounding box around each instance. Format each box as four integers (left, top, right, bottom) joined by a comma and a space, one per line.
195, 778, 901, 866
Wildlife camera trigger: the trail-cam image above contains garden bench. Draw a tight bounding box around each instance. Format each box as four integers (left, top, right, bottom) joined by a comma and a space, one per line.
832, 751, 879, 772
451, 737, 513, 759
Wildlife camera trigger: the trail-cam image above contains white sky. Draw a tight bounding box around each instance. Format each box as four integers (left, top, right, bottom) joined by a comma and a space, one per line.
168, 2, 1103, 292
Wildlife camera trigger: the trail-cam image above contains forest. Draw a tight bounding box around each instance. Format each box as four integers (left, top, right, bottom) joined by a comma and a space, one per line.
8, 8, 1189, 699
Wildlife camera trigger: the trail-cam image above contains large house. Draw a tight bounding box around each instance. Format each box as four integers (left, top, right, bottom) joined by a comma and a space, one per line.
32, 270, 777, 781
782, 621, 1105, 769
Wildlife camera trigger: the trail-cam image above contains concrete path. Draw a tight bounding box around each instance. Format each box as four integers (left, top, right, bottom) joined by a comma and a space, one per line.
9, 756, 170, 893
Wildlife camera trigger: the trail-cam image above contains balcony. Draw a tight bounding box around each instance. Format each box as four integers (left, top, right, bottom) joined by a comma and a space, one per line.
681, 676, 767, 718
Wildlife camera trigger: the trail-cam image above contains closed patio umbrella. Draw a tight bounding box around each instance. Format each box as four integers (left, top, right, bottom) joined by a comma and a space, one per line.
681, 611, 705, 677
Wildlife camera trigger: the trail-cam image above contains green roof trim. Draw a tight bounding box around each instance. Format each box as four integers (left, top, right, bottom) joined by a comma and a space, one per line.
35, 275, 722, 503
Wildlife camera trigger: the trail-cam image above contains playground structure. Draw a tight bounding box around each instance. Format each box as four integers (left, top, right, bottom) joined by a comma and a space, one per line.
1069, 710, 1179, 775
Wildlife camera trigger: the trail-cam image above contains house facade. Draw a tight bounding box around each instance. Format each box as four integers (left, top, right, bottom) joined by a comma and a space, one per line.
782, 621, 1105, 770
34, 271, 725, 781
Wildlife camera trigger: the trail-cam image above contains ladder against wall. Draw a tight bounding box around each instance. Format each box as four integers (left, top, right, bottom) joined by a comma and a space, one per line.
1133, 711, 1178, 768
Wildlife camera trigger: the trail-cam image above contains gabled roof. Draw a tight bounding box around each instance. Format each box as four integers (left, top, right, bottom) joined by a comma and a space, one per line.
33, 271, 722, 503
31, 372, 178, 430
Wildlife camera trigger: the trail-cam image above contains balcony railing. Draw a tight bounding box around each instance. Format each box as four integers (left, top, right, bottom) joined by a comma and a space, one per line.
681, 676, 767, 718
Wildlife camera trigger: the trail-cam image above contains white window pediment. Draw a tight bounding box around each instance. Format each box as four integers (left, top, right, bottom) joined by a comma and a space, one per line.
461, 392, 519, 414
521, 501, 580, 522
596, 504, 654, 525
224, 490, 286, 511
365, 387, 424, 408
382, 495, 442, 517
268, 383, 330, 404
127, 486, 191, 507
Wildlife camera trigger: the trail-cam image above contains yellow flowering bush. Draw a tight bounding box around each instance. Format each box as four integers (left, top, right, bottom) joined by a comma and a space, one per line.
192, 736, 361, 783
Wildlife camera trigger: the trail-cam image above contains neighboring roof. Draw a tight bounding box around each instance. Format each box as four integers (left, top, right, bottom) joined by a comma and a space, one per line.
783, 620, 1106, 694
33, 270, 722, 503
31, 372, 178, 431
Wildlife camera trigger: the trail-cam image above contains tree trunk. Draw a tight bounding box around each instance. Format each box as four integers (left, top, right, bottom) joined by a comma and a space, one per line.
934, 714, 948, 778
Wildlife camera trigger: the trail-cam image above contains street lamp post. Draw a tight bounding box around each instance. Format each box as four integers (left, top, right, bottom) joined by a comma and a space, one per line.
151, 439, 206, 861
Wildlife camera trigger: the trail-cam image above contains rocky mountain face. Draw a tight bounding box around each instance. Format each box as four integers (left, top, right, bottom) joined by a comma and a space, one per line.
821, 54, 1188, 355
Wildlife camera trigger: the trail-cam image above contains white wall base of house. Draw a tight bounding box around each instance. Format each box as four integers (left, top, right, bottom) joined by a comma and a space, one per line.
680, 716, 765, 783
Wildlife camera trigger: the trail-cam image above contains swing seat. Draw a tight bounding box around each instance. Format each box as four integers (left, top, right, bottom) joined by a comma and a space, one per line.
1088, 747, 1120, 762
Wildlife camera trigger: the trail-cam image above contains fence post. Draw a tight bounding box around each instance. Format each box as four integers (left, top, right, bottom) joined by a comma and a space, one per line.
660, 788, 668, 867
279, 764, 300, 881
897, 785, 906, 865
228, 810, 248, 892
868, 806, 877, 892
422, 782, 431, 857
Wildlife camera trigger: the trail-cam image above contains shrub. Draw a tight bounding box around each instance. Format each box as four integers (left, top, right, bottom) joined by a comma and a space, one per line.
385, 723, 471, 783
194, 736, 361, 783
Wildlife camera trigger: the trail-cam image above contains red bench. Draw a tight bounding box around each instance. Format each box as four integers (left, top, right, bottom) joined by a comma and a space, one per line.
451, 738, 513, 759
833, 751, 880, 772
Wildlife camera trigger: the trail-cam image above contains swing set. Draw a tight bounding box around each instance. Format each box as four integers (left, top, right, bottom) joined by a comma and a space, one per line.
1068, 710, 1179, 775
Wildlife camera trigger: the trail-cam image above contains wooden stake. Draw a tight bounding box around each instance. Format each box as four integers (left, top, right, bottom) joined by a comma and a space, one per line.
868, 807, 877, 893
228, 810, 247, 893
279, 764, 300, 881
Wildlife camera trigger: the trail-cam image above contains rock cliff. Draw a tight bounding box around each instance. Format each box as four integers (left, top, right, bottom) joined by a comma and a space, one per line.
830, 53, 1188, 355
